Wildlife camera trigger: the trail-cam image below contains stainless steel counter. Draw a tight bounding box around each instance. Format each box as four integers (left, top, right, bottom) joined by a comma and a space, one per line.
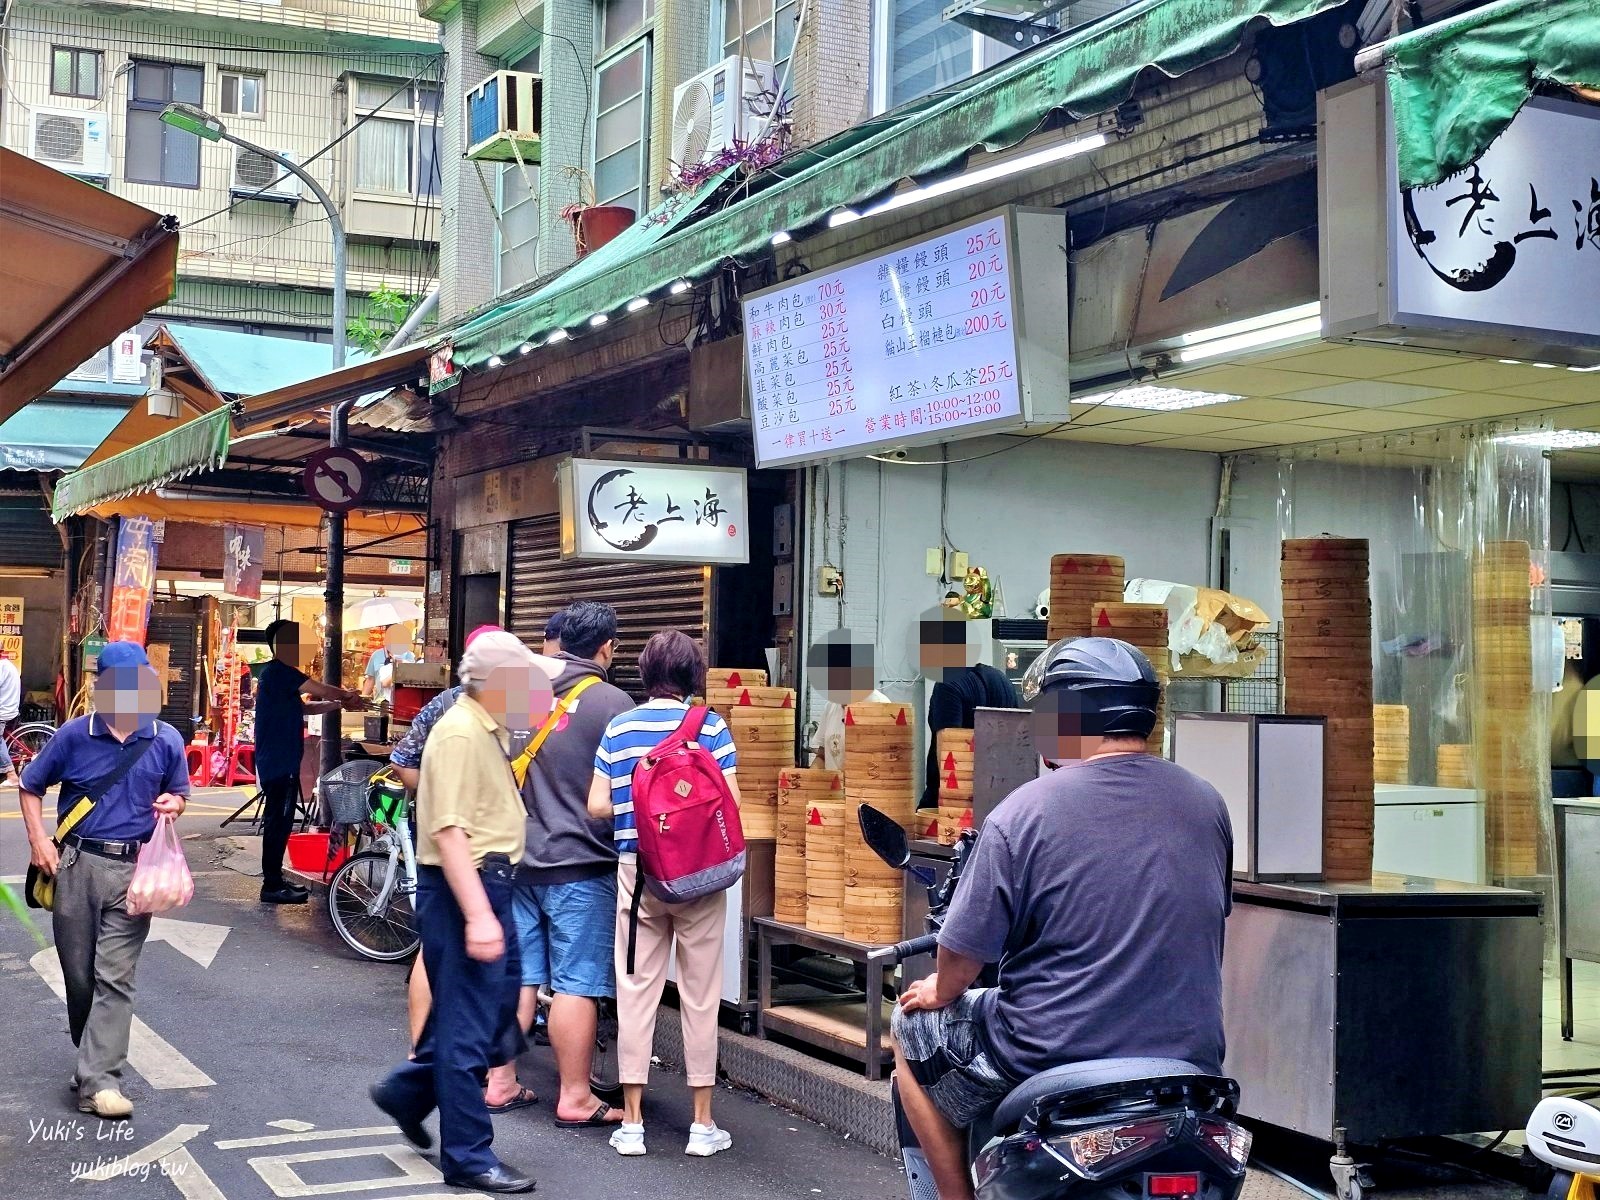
1225, 873, 1542, 1143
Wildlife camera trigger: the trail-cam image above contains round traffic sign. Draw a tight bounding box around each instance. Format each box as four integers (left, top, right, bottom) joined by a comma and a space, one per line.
303, 447, 370, 513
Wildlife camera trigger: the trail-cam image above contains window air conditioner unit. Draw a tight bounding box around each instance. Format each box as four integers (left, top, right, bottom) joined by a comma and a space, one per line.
465, 70, 542, 163
230, 144, 302, 203
671, 56, 774, 169
30, 108, 110, 179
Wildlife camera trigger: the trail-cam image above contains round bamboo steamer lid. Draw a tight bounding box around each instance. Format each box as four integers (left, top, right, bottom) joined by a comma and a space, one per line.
844, 701, 913, 727
707, 667, 767, 689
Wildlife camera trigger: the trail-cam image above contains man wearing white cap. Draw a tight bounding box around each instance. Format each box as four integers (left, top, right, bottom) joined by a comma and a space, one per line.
371, 631, 561, 1194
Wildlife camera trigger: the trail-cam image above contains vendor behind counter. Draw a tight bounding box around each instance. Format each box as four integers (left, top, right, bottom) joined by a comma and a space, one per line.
919, 611, 1018, 808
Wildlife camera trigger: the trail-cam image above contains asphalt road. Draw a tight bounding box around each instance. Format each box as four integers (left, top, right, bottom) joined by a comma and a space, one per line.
0, 786, 898, 1199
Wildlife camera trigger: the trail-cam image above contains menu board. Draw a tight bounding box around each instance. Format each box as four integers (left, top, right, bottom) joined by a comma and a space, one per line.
745, 211, 1031, 467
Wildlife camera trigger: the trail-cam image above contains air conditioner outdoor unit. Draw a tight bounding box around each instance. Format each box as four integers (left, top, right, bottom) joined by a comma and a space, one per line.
671, 56, 775, 169
230, 144, 302, 203
465, 70, 542, 163
30, 107, 110, 179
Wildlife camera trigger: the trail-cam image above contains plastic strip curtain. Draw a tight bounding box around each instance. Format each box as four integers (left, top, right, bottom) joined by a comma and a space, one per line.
1269, 422, 1554, 901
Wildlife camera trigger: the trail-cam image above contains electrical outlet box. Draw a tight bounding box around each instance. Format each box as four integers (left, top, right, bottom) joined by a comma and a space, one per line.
950, 550, 970, 578
818, 566, 843, 596
925, 547, 944, 576
773, 504, 794, 558
772, 562, 794, 615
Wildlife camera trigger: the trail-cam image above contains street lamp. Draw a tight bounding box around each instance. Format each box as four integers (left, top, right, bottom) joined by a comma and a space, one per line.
162, 100, 352, 775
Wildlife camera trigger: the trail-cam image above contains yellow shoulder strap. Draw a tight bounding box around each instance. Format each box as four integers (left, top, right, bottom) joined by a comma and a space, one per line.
511, 675, 602, 787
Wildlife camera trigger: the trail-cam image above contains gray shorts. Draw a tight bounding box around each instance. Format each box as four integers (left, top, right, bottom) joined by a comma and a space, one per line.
892, 988, 1015, 1127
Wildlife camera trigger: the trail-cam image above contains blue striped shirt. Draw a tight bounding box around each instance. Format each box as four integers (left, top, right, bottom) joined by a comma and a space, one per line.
594, 700, 737, 857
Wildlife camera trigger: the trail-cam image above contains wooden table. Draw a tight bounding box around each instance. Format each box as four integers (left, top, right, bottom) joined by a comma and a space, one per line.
754, 917, 896, 1080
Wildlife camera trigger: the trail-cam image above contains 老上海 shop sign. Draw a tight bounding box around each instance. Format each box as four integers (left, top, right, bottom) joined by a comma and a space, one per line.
558, 458, 750, 565
1322, 81, 1600, 365
742, 206, 1070, 467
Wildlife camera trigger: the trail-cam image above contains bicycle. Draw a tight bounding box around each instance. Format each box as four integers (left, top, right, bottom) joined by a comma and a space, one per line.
4, 720, 56, 776
325, 765, 420, 962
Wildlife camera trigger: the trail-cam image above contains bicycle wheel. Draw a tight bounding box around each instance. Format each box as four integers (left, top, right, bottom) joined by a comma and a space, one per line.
8, 723, 55, 773
327, 850, 419, 962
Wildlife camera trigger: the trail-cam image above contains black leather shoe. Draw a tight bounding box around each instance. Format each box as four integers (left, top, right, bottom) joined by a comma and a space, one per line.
260, 884, 309, 905
444, 1164, 535, 1194
369, 1083, 432, 1150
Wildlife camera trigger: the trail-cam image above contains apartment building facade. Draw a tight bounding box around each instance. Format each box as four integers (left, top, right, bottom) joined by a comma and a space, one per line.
0, 0, 443, 353
423, 0, 1137, 324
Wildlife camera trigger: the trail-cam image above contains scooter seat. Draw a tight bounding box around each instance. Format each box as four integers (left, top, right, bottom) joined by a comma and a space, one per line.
991, 1057, 1205, 1134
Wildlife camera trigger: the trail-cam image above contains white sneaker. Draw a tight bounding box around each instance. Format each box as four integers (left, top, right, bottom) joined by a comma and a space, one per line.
685, 1122, 732, 1157
610, 1122, 647, 1156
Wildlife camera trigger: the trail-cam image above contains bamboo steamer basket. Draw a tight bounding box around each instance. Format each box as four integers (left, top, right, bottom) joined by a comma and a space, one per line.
707, 667, 767, 691
804, 795, 848, 934
842, 882, 903, 944
1282, 538, 1375, 881
1471, 542, 1538, 876
844, 701, 913, 728
775, 769, 839, 924
1436, 745, 1473, 788
1373, 705, 1409, 785
1048, 553, 1126, 642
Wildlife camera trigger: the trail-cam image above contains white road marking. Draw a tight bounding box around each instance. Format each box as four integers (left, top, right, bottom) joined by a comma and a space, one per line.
78, 1122, 208, 1180
215, 1126, 399, 1150
148, 917, 231, 968
267, 1119, 317, 1133
30, 949, 215, 1089
157, 1146, 229, 1200
248, 1144, 440, 1197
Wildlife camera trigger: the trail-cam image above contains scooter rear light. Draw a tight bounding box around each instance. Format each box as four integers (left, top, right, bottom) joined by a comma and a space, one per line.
1054, 1117, 1175, 1177
1198, 1118, 1253, 1168
1147, 1173, 1201, 1196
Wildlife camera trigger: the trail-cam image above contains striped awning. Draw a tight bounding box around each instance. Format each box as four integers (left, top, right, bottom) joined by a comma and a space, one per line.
51, 405, 231, 520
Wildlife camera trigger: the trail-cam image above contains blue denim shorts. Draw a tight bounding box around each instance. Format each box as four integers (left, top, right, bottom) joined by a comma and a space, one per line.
512, 873, 617, 997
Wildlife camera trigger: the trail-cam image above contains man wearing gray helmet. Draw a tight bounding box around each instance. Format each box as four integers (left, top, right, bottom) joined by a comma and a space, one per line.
891, 637, 1233, 1200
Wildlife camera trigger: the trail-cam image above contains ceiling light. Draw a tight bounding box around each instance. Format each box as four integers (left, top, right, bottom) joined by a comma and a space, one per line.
626, 296, 651, 312
1173, 305, 1323, 365
1499, 359, 1522, 365
770, 231, 792, 246
864, 131, 1109, 219
487, 355, 504, 368
669, 279, 691, 295
589, 313, 610, 327
1569, 364, 1600, 373
1532, 362, 1560, 368
828, 209, 861, 227
1094, 385, 1244, 412
546, 329, 570, 343
1498, 429, 1600, 450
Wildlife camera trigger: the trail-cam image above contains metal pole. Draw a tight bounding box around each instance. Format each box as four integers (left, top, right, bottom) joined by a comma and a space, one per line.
217, 133, 349, 776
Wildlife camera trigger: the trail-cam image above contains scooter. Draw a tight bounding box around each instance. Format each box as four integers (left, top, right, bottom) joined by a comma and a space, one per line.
857, 803, 1253, 1200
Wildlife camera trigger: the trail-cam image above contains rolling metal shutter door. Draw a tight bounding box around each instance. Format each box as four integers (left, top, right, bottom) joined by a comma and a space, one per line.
0, 495, 60, 567
147, 610, 199, 730
507, 516, 710, 701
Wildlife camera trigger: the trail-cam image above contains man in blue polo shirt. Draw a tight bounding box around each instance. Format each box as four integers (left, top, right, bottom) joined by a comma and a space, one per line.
19, 641, 190, 1120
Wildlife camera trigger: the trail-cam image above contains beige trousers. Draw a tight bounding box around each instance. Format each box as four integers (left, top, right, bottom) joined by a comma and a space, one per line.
614, 861, 726, 1087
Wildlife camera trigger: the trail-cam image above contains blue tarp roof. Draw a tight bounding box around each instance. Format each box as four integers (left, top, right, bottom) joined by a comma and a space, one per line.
159, 323, 360, 398
0, 399, 132, 471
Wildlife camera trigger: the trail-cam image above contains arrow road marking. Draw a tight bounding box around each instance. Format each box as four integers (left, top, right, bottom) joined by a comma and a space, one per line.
267, 1120, 316, 1133
77, 1122, 207, 1180
149, 917, 230, 968
31, 949, 215, 1089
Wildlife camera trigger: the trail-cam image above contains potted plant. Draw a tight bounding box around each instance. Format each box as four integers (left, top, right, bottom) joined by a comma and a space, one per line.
558, 166, 634, 257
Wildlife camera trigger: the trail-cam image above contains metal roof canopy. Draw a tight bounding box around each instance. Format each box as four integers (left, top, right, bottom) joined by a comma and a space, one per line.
0, 149, 178, 422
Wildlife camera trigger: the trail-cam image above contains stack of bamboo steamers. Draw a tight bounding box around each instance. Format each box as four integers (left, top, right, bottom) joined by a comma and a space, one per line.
1048, 554, 1125, 642
706, 668, 794, 841
839, 700, 915, 943
933, 728, 975, 845
1473, 540, 1539, 878
1280, 538, 1374, 882
1090, 601, 1170, 754
776, 767, 840, 925
1373, 705, 1410, 785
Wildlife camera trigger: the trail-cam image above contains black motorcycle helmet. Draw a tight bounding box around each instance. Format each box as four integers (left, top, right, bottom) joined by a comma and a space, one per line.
1033, 637, 1161, 739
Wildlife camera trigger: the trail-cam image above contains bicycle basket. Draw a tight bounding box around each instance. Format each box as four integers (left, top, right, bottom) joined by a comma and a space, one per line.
320, 761, 385, 825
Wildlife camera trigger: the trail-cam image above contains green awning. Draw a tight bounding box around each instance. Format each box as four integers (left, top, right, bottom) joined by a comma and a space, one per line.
52, 405, 231, 520
1379, 0, 1600, 188
450, 0, 1344, 369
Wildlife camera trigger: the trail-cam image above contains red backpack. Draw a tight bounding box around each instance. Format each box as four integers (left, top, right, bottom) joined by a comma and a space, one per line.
626, 707, 746, 971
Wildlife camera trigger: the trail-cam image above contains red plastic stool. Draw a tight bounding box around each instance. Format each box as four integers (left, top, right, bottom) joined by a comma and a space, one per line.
225, 743, 256, 787
186, 741, 211, 787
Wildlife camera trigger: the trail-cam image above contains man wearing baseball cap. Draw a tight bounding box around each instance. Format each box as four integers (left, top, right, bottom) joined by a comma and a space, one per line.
18, 641, 190, 1119
371, 632, 561, 1194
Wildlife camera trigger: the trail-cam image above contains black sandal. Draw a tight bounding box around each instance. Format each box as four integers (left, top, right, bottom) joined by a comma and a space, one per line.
486, 1086, 538, 1114
555, 1102, 618, 1129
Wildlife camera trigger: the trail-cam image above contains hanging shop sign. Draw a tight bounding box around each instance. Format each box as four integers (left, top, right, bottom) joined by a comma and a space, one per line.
106, 516, 158, 645
222, 523, 265, 601
558, 458, 749, 565
743, 206, 1070, 468
111, 328, 144, 384
0, 596, 22, 673
1322, 81, 1600, 365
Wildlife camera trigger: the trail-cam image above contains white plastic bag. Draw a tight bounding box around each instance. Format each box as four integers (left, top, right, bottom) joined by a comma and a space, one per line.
126, 815, 194, 916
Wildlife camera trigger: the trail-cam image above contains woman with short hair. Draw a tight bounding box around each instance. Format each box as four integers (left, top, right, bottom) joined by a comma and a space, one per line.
587, 629, 741, 1158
